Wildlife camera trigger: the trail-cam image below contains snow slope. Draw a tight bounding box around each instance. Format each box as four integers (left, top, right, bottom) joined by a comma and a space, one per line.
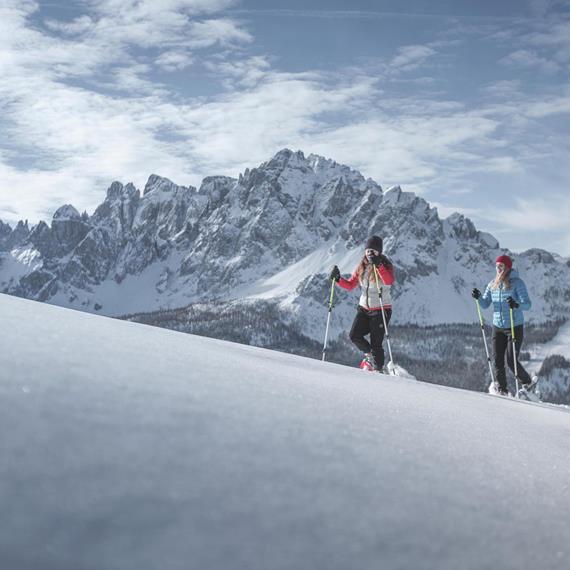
1, 294, 570, 570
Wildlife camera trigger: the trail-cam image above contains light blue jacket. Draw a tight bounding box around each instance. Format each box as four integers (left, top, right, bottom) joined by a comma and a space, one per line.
478, 269, 531, 328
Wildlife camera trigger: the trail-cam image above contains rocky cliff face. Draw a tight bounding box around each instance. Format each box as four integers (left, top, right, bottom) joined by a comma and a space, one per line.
1, 149, 570, 335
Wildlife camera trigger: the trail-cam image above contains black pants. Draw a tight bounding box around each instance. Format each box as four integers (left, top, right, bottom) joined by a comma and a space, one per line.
492, 325, 531, 390
349, 306, 392, 369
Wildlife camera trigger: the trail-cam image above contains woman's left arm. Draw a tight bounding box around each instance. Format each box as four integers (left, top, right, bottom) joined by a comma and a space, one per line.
515, 279, 532, 311
376, 255, 395, 285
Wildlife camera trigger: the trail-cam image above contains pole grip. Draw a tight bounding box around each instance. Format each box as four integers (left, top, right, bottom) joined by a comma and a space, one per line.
322, 279, 336, 361
327, 279, 335, 310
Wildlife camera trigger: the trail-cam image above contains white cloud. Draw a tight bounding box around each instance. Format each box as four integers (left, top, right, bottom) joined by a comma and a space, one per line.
482, 80, 522, 99
0, 0, 250, 87
0, 0, 253, 223
496, 13, 570, 75
388, 45, 438, 73
525, 97, 570, 117
185, 18, 253, 48
430, 202, 483, 220
483, 156, 521, 174
527, 19, 570, 56
205, 55, 272, 87
155, 51, 194, 72
77, 0, 245, 56
487, 196, 570, 231
500, 49, 561, 74
90, 0, 235, 18
45, 15, 95, 35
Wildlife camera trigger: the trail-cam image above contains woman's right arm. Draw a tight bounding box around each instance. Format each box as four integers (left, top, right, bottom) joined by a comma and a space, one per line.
338, 271, 359, 291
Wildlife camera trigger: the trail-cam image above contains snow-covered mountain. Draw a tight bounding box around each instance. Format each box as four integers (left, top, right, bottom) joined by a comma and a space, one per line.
2, 149, 569, 341
2, 292, 570, 570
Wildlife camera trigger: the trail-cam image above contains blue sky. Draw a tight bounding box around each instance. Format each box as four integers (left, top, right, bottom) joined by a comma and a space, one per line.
1, 0, 570, 254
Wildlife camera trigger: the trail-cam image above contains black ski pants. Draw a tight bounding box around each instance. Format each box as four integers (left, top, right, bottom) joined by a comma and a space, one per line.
492, 325, 531, 390
349, 306, 392, 369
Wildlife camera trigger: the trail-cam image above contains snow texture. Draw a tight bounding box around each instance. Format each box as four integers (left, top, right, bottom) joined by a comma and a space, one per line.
1, 293, 570, 570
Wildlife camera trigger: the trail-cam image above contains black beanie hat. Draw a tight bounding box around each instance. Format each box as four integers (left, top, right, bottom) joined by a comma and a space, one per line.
365, 235, 383, 253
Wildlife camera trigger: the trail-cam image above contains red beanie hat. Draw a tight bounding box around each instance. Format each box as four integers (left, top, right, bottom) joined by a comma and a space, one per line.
495, 255, 512, 269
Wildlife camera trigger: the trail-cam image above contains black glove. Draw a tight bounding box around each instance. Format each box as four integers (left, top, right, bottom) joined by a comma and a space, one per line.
471, 288, 481, 300
507, 297, 519, 309
330, 265, 341, 282
369, 253, 390, 267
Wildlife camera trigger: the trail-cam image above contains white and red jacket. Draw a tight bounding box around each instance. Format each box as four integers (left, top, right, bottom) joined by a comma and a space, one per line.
338, 263, 394, 311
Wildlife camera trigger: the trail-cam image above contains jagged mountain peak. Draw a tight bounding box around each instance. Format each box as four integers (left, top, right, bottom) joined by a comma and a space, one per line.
106, 181, 127, 200
251, 148, 313, 186
266, 148, 306, 166
444, 212, 478, 238
382, 186, 437, 222
384, 185, 413, 202
143, 174, 196, 197
53, 204, 81, 221
519, 248, 557, 264
0, 220, 31, 253
99, 182, 140, 213
198, 176, 236, 198
262, 148, 371, 182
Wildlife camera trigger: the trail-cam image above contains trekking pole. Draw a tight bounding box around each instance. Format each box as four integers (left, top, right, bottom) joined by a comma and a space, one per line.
474, 299, 496, 388
509, 307, 520, 398
321, 279, 336, 362
372, 266, 395, 373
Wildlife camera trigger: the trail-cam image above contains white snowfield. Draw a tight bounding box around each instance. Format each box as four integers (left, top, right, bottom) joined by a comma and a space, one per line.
1, 293, 570, 570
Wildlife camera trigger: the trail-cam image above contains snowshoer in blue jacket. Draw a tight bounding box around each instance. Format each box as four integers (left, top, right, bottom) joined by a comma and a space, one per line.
471, 254, 535, 396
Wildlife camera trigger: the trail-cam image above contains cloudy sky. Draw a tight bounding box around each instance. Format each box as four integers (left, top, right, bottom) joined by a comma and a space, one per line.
1, 0, 570, 254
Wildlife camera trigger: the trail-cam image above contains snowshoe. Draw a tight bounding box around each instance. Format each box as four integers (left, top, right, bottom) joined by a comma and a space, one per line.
489, 382, 510, 397
525, 375, 539, 393
517, 380, 541, 402
359, 353, 377, 372
382, 362, 416, 379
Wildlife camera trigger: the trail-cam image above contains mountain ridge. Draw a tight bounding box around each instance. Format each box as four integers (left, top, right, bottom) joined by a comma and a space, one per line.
1, 148, 570, 333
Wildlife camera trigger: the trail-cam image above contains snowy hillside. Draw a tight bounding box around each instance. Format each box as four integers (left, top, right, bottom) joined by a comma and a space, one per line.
1, 293, 570, 570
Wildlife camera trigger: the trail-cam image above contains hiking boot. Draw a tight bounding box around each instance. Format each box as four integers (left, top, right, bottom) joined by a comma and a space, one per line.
362, 353, 378, 371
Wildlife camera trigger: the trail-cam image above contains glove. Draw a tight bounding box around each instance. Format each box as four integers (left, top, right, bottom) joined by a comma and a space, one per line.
507, 297, 519, 309
471, 288, 481, 300
369, 253, 389, 267
330, 265, 341, 282
369, 254, 380, 267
